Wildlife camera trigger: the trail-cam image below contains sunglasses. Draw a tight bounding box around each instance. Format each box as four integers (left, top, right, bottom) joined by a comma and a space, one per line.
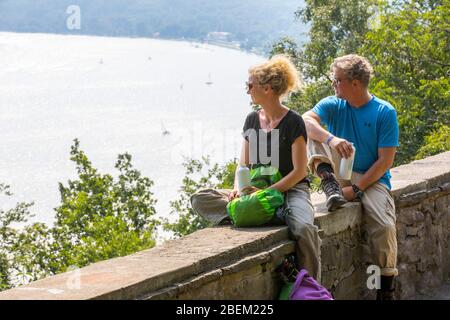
330, 75, 349, 85
245, 81, 262, 91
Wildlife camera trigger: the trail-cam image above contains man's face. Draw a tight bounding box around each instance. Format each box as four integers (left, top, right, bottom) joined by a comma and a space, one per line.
331, 68, 353, 99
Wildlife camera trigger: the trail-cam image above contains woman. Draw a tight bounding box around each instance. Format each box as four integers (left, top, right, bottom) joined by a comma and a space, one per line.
191, 55, 321, 281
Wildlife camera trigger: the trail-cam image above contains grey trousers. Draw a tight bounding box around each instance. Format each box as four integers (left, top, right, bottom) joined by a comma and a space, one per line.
307, 139, 398, 277
190, 182, 322, 282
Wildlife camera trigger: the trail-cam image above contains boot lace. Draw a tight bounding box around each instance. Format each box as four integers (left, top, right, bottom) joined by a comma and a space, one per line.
319, 172, 342, 197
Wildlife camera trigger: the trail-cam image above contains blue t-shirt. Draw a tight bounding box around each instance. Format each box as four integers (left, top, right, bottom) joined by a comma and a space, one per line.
312, 95, 399, 189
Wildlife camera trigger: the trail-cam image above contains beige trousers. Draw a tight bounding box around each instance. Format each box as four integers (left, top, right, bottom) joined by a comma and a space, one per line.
307, 139, 398, 277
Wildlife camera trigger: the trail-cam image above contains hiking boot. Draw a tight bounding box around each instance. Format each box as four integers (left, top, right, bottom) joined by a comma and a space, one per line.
319, 171, 347, 211
376, 289, 395, 300
276, 255, 299, 283
376, 276, 396, 300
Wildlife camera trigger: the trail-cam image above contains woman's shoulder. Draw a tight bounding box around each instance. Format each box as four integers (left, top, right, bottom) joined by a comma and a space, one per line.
243, 109, 260, 130
249, 107, 262, 116
284, 109, 305, 125
244, 109, 260, 122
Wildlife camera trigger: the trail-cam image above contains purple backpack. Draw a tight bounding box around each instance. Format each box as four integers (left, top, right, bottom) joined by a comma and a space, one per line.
289, 269, 334, 300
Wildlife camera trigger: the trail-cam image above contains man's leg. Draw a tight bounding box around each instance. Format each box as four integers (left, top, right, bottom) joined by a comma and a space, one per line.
352, 174, 398, 300
307, 139, 347, 211
284, 182, 322, 282
190, 189, 233, 225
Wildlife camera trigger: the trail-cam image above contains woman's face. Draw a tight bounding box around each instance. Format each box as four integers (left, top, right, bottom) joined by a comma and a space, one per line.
246, 74, 266, 105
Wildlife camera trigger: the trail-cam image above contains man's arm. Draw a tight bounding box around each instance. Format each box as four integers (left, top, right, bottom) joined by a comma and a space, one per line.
302, 111, 330, 143
302, 110, 354, 159
342, 147, 396, 200
356, 147, 396, 191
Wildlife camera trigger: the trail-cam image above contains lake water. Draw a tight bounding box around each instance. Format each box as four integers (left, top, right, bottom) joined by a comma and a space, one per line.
0, 32, 265, 240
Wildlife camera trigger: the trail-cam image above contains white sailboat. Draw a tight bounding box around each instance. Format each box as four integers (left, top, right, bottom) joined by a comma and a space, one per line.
205, 73, 213, 85
161, 121, 170, 136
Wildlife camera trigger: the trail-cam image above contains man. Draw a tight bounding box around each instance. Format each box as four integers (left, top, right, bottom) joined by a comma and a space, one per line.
302, 54, 399, 300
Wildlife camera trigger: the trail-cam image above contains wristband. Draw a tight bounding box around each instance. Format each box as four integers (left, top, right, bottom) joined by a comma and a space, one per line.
326, 135, 334, 146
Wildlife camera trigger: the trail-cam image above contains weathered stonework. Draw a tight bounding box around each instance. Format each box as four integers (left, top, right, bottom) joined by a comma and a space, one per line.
319, 225, 365, 300
395, 192, 449, 299
0, 152, 448, 300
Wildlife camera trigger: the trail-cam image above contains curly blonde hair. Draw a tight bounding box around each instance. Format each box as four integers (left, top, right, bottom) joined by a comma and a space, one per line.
249, 54, 303, 98
331, 54, 374, 87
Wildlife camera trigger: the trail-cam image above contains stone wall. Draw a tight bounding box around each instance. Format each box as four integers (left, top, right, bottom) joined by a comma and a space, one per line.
314, 200, 366, 300
0, 152, 448, 300
393, 169, 450, 299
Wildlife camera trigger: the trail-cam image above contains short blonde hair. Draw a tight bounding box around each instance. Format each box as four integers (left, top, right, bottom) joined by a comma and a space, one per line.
249, 54, 303, 97
331, 54, 374, 87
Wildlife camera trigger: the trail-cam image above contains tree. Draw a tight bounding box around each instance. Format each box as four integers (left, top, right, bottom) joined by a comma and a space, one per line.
295, 0, 379, 81
0, 183, 36, 289
415, 125, 450, 159
51, 139, 159, 271
0, 139, 159, 291
361, 0, 449, 164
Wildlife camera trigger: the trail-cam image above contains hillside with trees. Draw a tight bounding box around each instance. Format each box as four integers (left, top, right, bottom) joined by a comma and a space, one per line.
0, 0, 307, 52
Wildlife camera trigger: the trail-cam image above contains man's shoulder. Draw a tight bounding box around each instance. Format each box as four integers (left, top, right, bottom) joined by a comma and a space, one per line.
316, 95, 341, 107
372, 96, 396, 113
312, 96, 344, 114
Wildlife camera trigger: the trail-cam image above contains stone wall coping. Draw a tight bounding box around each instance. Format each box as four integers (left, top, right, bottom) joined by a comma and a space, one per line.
0, 152, 448, 300
0, 226, 289, 300
390, 151, 450, 199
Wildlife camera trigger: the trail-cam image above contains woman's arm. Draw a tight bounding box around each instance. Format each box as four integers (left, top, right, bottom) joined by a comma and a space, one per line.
269, 136, 308, 193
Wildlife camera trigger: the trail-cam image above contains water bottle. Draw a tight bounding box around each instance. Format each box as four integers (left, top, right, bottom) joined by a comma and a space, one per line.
236, 165, 251, 195
339, 143, 356, 180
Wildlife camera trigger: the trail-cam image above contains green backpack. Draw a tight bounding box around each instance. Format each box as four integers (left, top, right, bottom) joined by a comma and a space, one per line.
226, 166, 284, 227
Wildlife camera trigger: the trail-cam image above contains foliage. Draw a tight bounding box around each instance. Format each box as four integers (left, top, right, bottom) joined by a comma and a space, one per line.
51, 139, 159, 270
0, 139, 159, 290
415, 125, 450, 159
361, 0, 450, 164
0, 183, 36, 289
163, 157, 237, 237
294, 0, 379, 81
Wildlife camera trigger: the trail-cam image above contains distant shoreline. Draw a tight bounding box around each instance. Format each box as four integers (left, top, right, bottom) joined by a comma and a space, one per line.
0, 30, 268, 57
